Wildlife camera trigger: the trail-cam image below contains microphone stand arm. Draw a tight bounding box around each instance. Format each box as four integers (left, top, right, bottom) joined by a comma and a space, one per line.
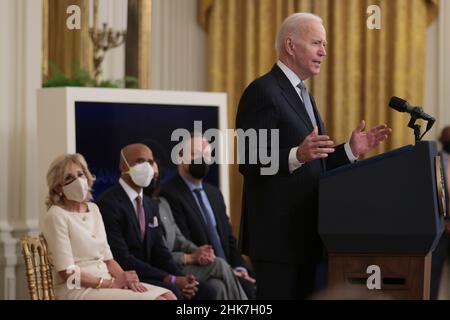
407, 114, 421, 143
407, 107, 435, 143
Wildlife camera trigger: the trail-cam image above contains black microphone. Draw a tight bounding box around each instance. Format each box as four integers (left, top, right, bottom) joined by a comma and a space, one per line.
389, 96, 435, 122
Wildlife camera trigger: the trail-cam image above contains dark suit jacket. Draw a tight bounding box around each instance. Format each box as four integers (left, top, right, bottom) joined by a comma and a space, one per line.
161, 174, 247, 269
96, 183, 183, 282
235, 64, 350, 265
442, 152, 449, 213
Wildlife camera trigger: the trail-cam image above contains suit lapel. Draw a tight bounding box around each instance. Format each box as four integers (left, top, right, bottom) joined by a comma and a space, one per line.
272, 65, 327, 172
203, 187, 226, 248
175, 176, 212, 243
309, 95, 327, 172
272, 65, 314, 132
115, 184, 143, 244
310, 94, 325, 134
143, 197, 154, 250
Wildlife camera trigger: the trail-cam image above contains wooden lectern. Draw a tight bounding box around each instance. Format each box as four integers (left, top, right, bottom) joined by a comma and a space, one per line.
319, 141, 447, 299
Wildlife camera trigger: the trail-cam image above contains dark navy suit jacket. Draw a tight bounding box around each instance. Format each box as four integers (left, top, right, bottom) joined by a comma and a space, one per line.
161, 174, 247, 269
235, 64, 350, 264
96, 183, 183, 282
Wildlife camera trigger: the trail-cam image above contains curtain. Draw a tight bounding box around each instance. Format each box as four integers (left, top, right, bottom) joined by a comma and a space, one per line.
126, 0, 152, 89
199, 0, 439, 234
43, 0, 92, 82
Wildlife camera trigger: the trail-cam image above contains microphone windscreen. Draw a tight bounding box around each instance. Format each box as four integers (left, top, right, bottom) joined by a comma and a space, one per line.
389, 96, 407, 112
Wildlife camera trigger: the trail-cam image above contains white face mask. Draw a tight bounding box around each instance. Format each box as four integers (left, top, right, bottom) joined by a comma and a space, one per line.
121, 150, 154, 188
62, 177, 89, 203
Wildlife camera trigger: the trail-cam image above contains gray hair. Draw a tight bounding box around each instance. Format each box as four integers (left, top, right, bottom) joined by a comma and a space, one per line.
275, 13, 323, 58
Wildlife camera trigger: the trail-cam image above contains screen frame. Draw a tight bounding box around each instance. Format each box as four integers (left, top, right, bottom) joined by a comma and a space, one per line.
37, 87, 229, 224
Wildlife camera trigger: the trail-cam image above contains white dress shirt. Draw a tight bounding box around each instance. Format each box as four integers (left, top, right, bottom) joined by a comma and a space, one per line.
276, 60, 358, 173
119, 178, 143, 217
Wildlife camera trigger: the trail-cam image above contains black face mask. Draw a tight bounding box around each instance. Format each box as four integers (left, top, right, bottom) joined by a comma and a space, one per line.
188, 161, 210, 179
143, 177, 160, 198
443, 142, 450, 154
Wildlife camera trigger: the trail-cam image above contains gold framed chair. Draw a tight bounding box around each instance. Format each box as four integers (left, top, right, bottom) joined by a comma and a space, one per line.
21, 234, 56, 300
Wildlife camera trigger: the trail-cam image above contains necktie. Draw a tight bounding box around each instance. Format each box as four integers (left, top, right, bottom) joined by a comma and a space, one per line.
193, 189, 226, 259
297, 81, 318, 128
136, 196, 146, 241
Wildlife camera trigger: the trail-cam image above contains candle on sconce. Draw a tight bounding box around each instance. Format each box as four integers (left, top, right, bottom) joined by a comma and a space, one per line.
88, 0, 93, 29
108, 0, 113, 30
122, 0, 128, 31
93, 0, 98, 32
88, 0, 127, 85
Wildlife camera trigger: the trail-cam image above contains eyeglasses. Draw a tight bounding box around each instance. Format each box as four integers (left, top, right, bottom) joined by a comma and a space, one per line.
63, 171, 85, 186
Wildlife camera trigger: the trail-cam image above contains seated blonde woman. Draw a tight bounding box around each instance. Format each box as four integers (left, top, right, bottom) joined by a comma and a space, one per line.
42, 153, 176, 300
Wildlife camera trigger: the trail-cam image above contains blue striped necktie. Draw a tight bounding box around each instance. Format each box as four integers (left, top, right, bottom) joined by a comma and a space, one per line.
193, 188, 226, 259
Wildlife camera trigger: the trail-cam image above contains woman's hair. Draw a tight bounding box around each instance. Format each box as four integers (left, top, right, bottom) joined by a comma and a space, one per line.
45, 153, 95, 209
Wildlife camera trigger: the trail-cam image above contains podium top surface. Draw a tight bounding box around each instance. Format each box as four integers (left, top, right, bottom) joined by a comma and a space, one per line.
321, 144, 425, 179
318, 140, 442, 254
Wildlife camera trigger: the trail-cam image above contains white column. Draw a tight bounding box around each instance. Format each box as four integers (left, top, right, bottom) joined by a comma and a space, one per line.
150, 0, 207, 91
438, 0, 450, 130
0, 0, 41, 299
424, 20, 439, 139
436, 0, 450, 300
0, 0, 20, 301
424, 2, 450, 139
102, 0, 127, 83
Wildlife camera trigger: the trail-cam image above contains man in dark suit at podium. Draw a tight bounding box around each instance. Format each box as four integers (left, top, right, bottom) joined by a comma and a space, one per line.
235, 12, 392, 299
431, 126, 450, 299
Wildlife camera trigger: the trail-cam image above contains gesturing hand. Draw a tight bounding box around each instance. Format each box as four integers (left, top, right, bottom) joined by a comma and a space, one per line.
349, 120, 392, 157
296, 126, 335, 163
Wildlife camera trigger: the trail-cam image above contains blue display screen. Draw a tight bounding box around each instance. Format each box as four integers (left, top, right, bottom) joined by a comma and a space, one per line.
75, 101, 219, 199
